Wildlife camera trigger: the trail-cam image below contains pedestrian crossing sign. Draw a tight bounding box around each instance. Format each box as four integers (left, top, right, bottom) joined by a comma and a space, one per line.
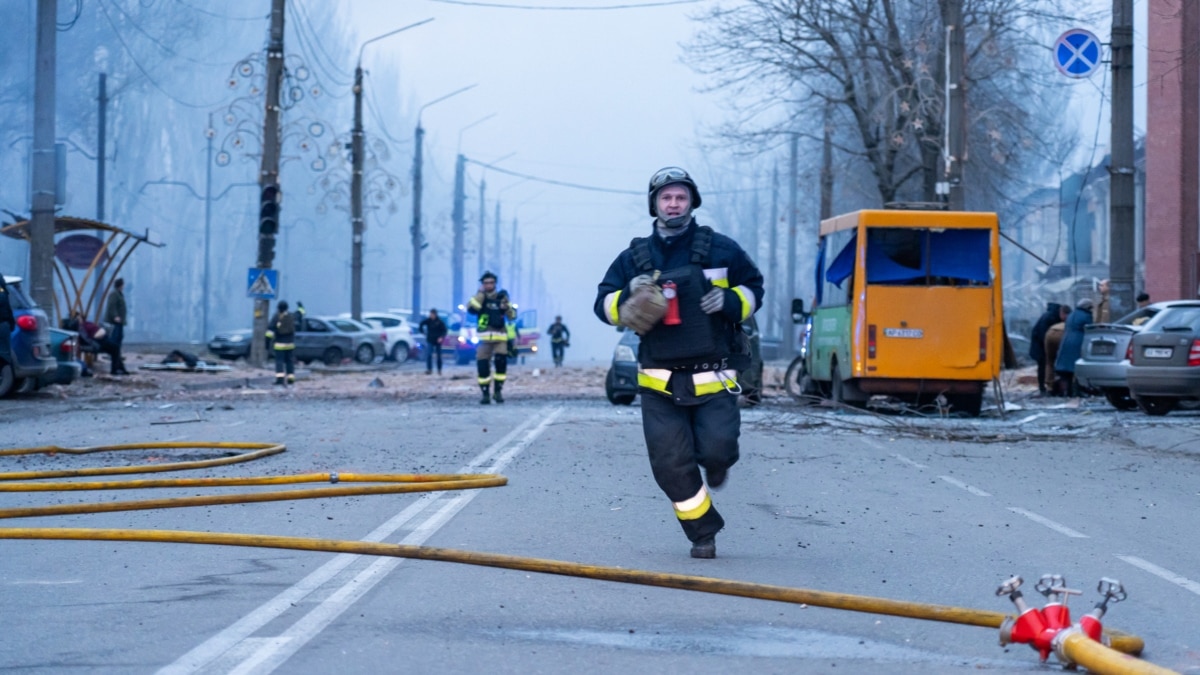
247, 268, 278, 299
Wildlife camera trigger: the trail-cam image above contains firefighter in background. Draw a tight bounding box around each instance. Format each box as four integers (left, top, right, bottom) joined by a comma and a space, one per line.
547, 315, 570, 367
593, 166, 763, 559
266, 300, 298, 386
468, 271, 517, 404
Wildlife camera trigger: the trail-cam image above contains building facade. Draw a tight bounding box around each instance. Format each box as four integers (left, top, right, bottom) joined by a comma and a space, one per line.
1146, 0, 1200, 300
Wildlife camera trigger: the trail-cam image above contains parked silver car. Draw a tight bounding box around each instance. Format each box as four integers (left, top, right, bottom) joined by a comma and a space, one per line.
1125, 301, 1200, 415
208, 315, 386, 366
1074, 301, 1188, 410
297, 316, 385, 365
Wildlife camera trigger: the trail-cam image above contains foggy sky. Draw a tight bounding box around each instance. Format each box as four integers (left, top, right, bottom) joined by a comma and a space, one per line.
340, 0, 731, 362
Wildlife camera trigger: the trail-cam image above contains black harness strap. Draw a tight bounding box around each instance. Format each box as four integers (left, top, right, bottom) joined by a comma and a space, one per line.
630, 225, 714, 273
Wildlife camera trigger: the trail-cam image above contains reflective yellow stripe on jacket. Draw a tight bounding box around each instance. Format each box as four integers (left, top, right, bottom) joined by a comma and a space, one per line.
704, 267, 756, 321
603, 290, 621, 325
637, 368, 737, 397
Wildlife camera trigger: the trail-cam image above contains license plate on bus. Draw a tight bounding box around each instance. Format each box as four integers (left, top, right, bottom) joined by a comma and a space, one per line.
883, 328, 923, 339
1143, 347, 1173, 359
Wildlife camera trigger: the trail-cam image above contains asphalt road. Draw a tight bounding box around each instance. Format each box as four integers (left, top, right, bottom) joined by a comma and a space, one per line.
2, 390, 1198, 674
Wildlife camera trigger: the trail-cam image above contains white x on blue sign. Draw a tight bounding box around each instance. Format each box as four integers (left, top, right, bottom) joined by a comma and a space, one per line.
1054, 28, 1102, 78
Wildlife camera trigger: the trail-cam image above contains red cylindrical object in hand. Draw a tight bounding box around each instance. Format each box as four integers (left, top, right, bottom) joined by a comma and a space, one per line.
662, 281, 681, 325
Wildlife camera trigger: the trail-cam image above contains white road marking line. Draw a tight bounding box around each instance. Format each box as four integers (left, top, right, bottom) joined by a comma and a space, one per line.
1017, 413, 1046, 424
892, 454, 928, 469
158, 406, 562, 675
939, 476, 991, 497
1007, 507, 1089, 538
859, 437, 885, 450
1117, 555, 1200, 596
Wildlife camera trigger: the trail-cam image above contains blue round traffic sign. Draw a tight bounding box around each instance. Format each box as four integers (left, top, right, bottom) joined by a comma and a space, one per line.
1054, 28, 1102, 78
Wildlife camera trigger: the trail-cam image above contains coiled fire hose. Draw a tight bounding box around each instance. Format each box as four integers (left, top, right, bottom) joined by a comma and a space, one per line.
0, 442, 1177, 674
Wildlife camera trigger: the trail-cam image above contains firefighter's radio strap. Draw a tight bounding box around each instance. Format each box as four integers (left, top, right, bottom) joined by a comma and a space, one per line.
630, 226, 734, 369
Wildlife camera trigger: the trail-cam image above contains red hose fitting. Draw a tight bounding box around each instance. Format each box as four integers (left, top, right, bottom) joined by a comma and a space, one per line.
1078, 614, 1104, 642
1041, 602, 1071, 631
999, 607, 1047, 647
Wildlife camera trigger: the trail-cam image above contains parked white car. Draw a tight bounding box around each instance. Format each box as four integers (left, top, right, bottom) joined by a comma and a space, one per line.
340, 312, 419, 363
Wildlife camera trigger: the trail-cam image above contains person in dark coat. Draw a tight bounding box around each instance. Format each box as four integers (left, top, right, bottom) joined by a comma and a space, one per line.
1054, 298, 1095, 396
102, 278, 129, 375
1029, 302, 1063, 395
418, 309, 448, 375
593, 166, 764, 560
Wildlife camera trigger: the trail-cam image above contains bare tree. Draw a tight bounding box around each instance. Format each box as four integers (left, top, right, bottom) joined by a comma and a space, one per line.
686, 0, 1092, 209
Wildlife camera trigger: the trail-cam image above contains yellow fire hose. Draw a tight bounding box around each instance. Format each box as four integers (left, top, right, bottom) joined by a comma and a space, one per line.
0, 443, 1176, 674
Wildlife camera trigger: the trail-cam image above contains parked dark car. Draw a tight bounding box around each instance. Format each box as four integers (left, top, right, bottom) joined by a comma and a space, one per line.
604, 317, 763, 406
1124, 301, 1200, 415
43, 327, 82, 387
605, 329, 640, 405
208, 315, 386, 366
1074, 301, 1185, 410
2, 275, 58, 397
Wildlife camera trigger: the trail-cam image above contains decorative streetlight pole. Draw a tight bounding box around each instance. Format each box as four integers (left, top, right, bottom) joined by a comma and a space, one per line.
410, 83, 476, 321
351, 18, 433, 321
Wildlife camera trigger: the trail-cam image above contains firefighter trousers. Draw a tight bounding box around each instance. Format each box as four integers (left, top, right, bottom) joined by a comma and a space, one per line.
640, 389, 740, 543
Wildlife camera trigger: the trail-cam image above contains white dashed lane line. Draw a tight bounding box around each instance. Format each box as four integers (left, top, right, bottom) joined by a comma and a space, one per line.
881, 436, 1195, 598
1117, 555, 1200, 597
891, 453, 928, 469
939, 476, 991, 497
1006, 507, 1089, 538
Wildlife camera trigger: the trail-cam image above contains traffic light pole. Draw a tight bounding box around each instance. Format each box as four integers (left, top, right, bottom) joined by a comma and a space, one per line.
250, 0, 286, 368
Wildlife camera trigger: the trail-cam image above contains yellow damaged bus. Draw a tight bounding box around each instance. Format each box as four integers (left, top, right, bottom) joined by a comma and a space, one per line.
792, 208, 1003, 416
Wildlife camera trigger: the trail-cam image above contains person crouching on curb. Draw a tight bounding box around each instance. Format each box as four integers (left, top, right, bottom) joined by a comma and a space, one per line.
593, 166, 764, 559
267, 300, 297, 386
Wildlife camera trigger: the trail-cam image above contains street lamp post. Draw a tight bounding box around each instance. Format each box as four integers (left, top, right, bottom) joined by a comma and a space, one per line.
204, 114, 214, 342
351, 18, 433, 321
454, 114, 496, 307
410, 83, 476, 321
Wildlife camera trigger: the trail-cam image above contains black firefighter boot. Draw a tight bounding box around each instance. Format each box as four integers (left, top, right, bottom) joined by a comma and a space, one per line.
479, 384, 491, 405
493, 380, 505, 403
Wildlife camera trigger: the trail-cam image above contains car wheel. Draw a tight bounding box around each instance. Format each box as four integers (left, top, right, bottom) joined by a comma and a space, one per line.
1136, 395, 1177, 416
740, 363, 763, 406
0, 362, 14, 398
784, 355, 820, 401
390, 341, 410, 364
322, 347, 343, 366
354, 343, 375, 364
1104, 388, 1139, 411
830, 363, 864, 408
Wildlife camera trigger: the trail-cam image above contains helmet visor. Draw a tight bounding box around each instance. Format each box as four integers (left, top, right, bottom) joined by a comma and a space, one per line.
649, 167, 691, 190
